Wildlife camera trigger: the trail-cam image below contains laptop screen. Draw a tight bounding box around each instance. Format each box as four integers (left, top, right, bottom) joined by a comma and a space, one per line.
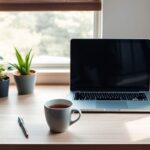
71, 39, 150, 91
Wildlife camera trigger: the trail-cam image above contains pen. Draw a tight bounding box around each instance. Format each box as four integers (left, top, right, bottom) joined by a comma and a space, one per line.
18, 116, 29, 138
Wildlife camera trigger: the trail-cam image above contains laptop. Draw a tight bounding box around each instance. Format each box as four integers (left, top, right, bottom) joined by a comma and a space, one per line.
68, 39, 150, 112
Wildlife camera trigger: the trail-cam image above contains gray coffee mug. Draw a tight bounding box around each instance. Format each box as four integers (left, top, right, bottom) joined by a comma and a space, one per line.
44, 99, 81, 133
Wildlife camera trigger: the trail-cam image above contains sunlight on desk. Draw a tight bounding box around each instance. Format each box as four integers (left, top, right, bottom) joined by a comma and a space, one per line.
1, 86, 150, 149
126, 116, 150, 142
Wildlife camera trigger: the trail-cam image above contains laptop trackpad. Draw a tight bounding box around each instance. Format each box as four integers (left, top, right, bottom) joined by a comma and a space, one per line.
96, 101, 128, 109
73, 100, 96, 109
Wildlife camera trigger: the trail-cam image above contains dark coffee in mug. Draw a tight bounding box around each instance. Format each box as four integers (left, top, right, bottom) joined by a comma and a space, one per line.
44, 99, 81, 133
49, 104, 69, 109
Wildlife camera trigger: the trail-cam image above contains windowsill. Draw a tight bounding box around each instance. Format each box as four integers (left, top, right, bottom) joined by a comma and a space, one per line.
36, 68, 70, 73
9, 68, 70, 85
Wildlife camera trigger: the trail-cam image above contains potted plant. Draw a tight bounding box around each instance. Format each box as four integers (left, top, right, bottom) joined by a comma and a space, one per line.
0, 57, 10, 98
10, 48, 36, 95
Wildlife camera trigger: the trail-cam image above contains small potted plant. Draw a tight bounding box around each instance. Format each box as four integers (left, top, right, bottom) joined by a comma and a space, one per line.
0, 57, 10, 98
10, 48, 36, 95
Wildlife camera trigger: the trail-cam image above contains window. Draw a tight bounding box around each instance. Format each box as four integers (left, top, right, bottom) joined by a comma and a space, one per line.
0, 11, 95, 68
0, 0, 101, 84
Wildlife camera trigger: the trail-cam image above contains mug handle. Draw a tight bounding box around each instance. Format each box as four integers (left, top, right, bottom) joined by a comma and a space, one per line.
70, 108, 82, 126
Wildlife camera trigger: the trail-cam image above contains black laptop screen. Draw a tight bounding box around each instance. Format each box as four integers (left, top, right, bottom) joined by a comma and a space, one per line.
71, 39, 150, 91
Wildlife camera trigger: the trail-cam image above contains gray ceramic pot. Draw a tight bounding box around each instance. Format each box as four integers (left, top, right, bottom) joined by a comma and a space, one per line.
0, 76, 9, 98
13, 70, 36, 95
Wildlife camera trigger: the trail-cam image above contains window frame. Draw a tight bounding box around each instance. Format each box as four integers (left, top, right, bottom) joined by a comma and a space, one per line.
35, 11, 101, 85
31, 11, 101, 70
0, 0, 101, 11
8, 11, 101, 85
0, 0, 101, 84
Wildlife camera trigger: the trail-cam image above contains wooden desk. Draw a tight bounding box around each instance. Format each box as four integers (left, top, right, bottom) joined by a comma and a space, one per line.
0, 85, 150, 150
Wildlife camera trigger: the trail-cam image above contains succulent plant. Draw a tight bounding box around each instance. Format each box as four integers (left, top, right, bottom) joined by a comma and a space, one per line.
10, 48, 34, 75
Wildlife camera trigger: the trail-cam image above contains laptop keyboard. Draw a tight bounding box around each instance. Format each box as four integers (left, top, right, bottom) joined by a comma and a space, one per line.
74, 92, 147, 101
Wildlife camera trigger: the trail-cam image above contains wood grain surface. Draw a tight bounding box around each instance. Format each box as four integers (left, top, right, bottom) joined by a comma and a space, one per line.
0, 85, 150, 149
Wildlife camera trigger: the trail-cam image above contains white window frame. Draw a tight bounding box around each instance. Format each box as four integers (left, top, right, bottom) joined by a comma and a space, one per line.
9, 11, 101, 85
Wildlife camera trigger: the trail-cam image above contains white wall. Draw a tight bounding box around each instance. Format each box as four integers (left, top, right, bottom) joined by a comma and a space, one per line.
102, 0, 150, 38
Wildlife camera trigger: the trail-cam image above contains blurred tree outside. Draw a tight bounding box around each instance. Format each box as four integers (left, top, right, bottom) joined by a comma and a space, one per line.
0, 11, 94, 64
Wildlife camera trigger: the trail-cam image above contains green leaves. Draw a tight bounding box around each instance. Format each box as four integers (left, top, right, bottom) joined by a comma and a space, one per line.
0, 64, 5, 72
10, 48, 34, 75
0, 56, 12, 80
0, 64, 6, 79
